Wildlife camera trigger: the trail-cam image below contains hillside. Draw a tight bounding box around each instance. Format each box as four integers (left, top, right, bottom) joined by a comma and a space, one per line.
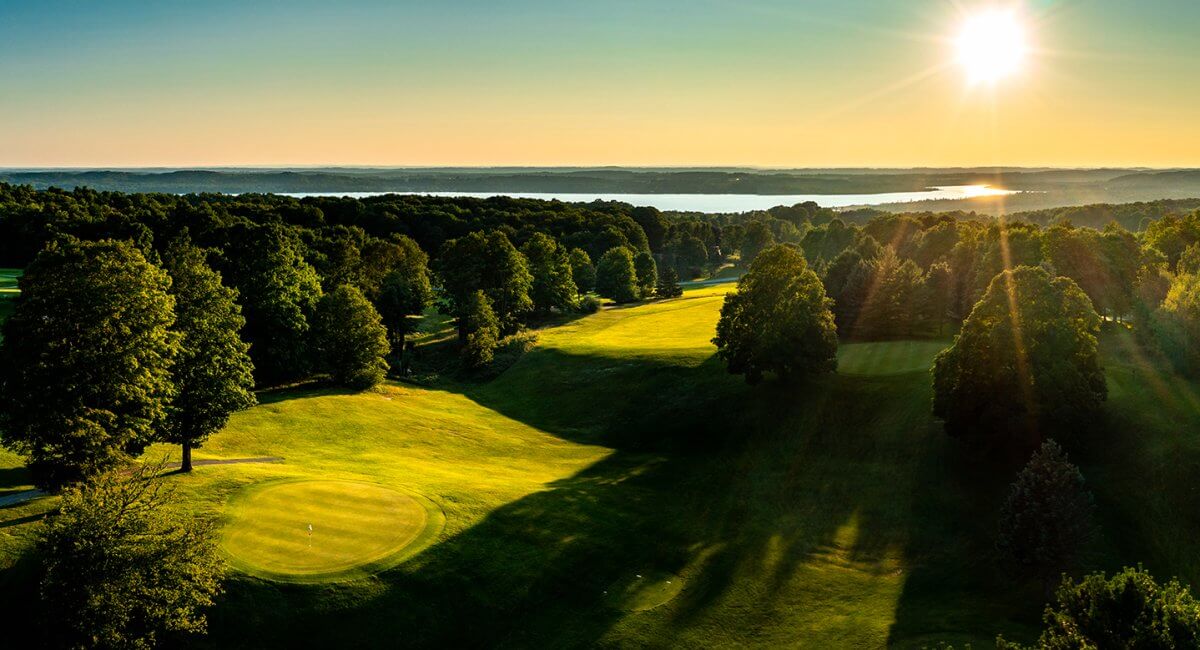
2, 286, 1199, 647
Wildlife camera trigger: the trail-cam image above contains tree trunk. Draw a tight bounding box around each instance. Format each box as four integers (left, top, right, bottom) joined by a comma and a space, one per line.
181, 441, 193, 472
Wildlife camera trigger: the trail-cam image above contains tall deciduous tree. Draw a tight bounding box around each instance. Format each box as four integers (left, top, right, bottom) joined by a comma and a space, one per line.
633, 251, 658, 297
219, 223, 323, 385
713, 244, 838, 384
933, 266, 1106, 450
595, 247, 641, 304
373, 236, 433, 348
521, 232, 576, 315
461, 290, 499, 370
312, 285, 391, 389
630, 206, 668, 253
39, 463, 224, 649
568, 247, 596, 294
739, 221, 776, 265
161, 235, 256, 472
0, 238, 179, 490
437, 231, 533, 339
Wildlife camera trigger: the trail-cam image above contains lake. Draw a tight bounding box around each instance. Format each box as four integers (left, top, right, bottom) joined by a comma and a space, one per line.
280, 185, 1016, 213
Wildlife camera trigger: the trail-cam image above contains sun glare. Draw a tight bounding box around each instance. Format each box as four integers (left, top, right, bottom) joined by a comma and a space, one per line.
955, 9, 1027, 85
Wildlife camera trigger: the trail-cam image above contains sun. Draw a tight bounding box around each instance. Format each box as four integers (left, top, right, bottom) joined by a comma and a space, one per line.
955, 9, 1028, 85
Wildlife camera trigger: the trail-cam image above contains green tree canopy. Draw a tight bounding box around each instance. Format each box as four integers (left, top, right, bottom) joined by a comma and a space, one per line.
633, 251, 658, 297
218, 222, 323, 385
853, 247, 925, 339
739, 220, 776, 266
1000, 567, 1200, 649
997, 440, 1096, 590
161, 234, 256, 472
358, 234, 431, 303
656, 266, 683, 299
1149, 267, 1200, 376
521, 232, 576, 315
374, 236, 433, 347
461, 290, 500, 370
0, 238, 179, 490
39, 463, 224, 649
630, 206, 668, 253
713, 244, 838, 384
437, 231, 533, 338
595, 247, 641, 304
568, 247, 596, 294
666, 234, 709, 277
312, 285, 391, 389
933, 266, 1106, 450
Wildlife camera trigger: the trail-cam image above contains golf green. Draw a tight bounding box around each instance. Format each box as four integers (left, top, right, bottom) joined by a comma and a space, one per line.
220, 480, 444, 582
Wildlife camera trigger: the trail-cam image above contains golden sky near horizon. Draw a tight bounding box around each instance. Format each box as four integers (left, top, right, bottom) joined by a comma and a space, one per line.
2, 1, 1198, 168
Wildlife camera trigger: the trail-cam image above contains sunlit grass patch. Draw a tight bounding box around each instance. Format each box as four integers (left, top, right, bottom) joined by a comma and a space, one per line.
220, 479, 444, 582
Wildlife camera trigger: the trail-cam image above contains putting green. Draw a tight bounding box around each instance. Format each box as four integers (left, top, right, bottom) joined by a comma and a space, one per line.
220, 480, 444, 582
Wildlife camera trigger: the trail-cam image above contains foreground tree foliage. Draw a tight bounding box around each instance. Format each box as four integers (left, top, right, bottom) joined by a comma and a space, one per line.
0, 238, 179, 490
39, 463, 224, 649
713, 244, 838, 384
312, 285, 391, 389
161, 235, 256, 472
998, 440, 1096, 592
998, 567, 1200, 649
521, 232, 576, 315
437, 231, 533, 338
218, 223, 323, 385
933, 266, 1106, 450
460, 290, 500, 369
595, 247, 641, 303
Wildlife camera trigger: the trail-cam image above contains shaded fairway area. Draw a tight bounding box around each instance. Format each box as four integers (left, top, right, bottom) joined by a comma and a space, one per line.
838, 340, 951, 376
2, 286, 1200, 647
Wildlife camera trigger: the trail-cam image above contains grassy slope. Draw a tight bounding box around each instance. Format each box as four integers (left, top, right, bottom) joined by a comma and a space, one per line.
1, 286, 1199, 647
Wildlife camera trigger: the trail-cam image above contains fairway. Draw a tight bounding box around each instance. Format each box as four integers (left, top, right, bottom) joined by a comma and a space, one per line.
837, 340, 950, 376
220, 480, 444, 582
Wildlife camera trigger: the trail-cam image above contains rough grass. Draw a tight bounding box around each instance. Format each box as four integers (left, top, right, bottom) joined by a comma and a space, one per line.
1, 286, 1199, 648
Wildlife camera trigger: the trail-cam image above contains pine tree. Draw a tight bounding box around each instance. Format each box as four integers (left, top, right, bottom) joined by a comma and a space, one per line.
656, 266, 683, 298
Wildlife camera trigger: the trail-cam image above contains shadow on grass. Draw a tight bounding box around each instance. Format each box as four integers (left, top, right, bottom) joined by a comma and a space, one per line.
199, 346, 1034, 648
0, 466, 33, 493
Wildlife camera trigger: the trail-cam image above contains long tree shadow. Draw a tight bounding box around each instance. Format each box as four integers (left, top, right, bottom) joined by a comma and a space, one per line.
200, 345, 1031, 647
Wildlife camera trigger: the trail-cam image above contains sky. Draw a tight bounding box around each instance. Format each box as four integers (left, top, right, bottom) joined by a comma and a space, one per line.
2, 0, 1199, 168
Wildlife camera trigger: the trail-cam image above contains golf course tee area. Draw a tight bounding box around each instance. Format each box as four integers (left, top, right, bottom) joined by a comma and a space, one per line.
1, 284, 1198, 647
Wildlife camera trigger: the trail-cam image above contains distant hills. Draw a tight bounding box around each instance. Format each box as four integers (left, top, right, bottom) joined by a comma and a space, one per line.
2, 167, 1199, 215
